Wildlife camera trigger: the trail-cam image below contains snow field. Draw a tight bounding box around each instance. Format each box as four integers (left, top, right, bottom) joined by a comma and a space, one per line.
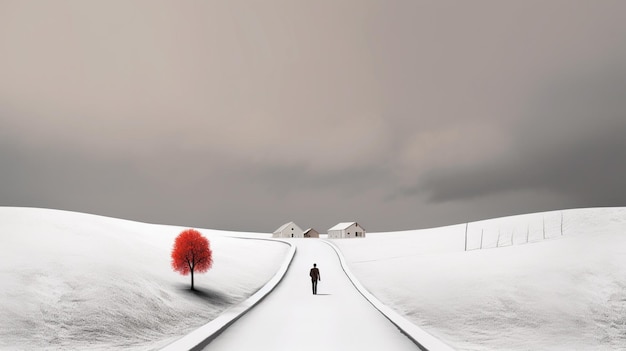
0, 207, 288, 350
333, 208, 626, 350
161, 238, 295, 351
3, 206, 626, 350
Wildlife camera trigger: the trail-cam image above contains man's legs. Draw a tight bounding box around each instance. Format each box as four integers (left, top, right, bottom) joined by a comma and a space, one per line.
312, 279, 317, 294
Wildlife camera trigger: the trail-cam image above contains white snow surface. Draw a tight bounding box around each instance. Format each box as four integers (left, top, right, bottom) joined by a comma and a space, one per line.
2, 206, 626, 350
333, 207, 626, 351
0, 207, 288, 350
201, 239, 425, 351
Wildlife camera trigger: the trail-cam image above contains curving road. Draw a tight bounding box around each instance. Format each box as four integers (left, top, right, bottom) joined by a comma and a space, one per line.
202, 239, 420, 351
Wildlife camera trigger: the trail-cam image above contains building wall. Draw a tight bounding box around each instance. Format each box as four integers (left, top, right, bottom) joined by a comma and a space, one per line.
328, 223, 366, 238
273, 223, 304, 238
327, 230, 342, 239
345, 223, 366, 238
304, 229, 319, 238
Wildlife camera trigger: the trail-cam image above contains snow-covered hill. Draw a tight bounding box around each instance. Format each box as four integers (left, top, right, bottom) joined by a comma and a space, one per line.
3, 207, 625, 350
0, 207, 287, 350
334, 207, 626, 351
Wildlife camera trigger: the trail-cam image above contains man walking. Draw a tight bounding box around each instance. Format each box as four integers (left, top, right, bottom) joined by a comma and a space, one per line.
309, 263, 321, 295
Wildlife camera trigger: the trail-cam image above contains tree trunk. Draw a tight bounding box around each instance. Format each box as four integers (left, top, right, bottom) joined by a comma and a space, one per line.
190, 269, 195, 290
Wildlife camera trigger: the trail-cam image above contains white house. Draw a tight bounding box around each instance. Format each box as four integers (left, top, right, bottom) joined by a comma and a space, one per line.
303, 228, 320, 238
272, 221, 304, 238
327, 222, 366, 239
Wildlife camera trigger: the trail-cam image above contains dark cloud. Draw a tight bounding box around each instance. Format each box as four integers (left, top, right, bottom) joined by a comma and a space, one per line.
0, 134, 395, 232
0, 141, 153, 219
2, 1, 626, 232
418, 65, 626, 208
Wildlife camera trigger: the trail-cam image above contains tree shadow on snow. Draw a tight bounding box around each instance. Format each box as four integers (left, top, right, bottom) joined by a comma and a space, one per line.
175, 284, 234, 306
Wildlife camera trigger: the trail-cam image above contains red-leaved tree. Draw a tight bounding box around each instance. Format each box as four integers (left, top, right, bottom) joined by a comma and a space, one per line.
171, 229, 213, 290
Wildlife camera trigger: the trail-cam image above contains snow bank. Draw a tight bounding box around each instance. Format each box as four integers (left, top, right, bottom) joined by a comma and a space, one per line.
5, 206, 625, 350
0, 207, 288, 350
323, 240, 455, 351
161, 238, 296, 351
334, 207, 626, 351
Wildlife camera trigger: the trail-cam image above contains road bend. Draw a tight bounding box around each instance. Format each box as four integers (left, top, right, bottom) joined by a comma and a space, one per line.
203, 239, 420, 351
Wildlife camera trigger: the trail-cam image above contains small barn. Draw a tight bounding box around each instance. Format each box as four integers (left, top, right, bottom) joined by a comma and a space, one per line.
272, 221, 304, 238
303, 228, 320, 238
327, 222, 366, 239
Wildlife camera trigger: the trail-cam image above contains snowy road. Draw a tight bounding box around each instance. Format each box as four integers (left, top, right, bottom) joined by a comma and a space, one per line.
202, 239, 420, 351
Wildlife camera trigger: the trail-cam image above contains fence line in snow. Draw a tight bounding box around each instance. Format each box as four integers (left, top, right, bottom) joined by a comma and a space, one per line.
464, 210, 566, 251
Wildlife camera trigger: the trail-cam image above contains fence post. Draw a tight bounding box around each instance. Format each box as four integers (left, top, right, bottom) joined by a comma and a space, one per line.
464, 222, 468, 251
497, 229, 501, 247
480, 229, 484, 249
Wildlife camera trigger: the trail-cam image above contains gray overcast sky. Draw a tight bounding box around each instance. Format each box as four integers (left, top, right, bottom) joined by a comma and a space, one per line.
1, 1, 626, 232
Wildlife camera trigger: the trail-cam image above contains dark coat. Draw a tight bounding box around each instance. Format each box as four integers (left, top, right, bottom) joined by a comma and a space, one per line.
309, 267, 320, 280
